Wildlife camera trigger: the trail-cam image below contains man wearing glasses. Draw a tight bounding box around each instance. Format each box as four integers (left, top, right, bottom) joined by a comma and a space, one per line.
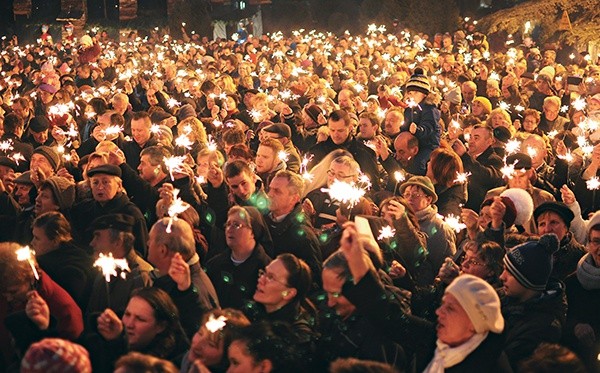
399, 176, 457, 285
304, 155, 360, 230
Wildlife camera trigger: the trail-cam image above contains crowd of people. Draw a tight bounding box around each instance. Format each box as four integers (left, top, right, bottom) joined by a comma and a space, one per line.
0, 18, 599, 373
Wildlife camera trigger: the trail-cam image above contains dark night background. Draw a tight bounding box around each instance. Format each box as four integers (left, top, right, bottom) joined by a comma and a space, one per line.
0, 0, 528, 42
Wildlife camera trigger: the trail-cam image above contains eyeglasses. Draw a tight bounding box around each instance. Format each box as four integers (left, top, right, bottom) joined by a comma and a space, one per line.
258, 269, 289, 287
402, 192, 426, 199
463, 258, 486, 267
327, 169, 356, 180
225, 221, 249, 230
588, 238, 600, 247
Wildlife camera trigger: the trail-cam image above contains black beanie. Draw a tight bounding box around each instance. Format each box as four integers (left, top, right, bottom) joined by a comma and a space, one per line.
503, 233, 559, 291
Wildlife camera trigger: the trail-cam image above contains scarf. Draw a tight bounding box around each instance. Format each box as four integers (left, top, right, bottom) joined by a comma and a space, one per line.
576, 254, 600, 290
423, 332, 488, 373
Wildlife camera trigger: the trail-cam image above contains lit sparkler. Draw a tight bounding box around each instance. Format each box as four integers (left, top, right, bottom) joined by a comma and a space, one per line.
164, 155, 187, 181
443, 214, 466, 233
587, 177, 600, 190
377, 225, 396, 241
505, 139, 521, 155
166, 189, 189, 233
16, 246, 39, 280
321, 180, 365, 208
205, 314, 228, 333
93, 252, 130, 283
453, 172, 471, 184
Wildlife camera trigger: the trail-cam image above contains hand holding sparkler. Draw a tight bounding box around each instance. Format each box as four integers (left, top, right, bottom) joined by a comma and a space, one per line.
451, 139, 467, 156
206, 161, 224, 188
97, 308, 123, 341
388, 260, 406, 279
169, 252, 191, 291
460, 207, 480, 235
25, 291, 50, 330
560, 185, 576, 205
301, 198, 316, 217
437, 257, 460, 285
382, 199, 405, 226
489, 197, 507, 229
339, 222, 370, 284
16, 246, 39, 281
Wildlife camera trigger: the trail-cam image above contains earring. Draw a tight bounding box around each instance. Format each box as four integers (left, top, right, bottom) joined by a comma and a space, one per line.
281, 290, 289, 297
154, 168, 160, 175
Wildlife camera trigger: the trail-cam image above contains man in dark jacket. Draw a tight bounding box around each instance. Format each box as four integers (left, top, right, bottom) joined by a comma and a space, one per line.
264, 170, 322, 287
86, 214, 152, 318
120, 111, 158, 170
452, 125, 503, 211
70, 164, 149, 256
147, 218, 220, 339
499, 234, 567, 370
308, 109, 381, 190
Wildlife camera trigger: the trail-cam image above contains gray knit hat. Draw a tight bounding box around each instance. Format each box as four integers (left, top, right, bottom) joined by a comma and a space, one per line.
41, 176, 76, 211
33, 146, 61, 172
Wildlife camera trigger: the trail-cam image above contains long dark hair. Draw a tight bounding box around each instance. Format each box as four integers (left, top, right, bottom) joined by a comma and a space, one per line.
129, 287, 189, 358
276, 254, 317, 318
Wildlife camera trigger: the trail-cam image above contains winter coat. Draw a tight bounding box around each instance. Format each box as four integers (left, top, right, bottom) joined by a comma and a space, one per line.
3, 270, 84, 355
308, 135, 381, 190
152, 254, 219, 339
343, 270, 511, 372
70, 192, 149, 257
205, 243, 271, 310
501, 280, 567, 369
563, 256, 600, 371
264, 204, 323, 287
551, 233, 586, 281
415, 205, 457, 285
435, 183, 468, 217
36, 241, 94, 310
461, 146, 504, 211
400, 101, 442, 176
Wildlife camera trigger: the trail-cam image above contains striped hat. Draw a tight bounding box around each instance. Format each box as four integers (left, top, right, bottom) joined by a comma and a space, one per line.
503, 233, 559, 291
405, 67, 431, 95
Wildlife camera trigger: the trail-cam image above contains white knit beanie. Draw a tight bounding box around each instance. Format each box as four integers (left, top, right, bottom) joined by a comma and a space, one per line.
445, 274, 504, 334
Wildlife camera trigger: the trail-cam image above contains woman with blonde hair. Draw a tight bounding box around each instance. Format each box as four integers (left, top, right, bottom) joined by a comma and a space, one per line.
176, 117, 208, 159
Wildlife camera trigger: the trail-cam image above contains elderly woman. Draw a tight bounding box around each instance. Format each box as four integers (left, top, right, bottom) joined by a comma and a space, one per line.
337, 224, 511, 372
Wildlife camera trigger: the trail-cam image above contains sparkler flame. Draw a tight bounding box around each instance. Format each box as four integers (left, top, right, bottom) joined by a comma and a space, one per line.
587, 177, 600, 191
166, 189, 189, 233
16, 246, 39, 280
163, 155, 187, 181
453, 172, 471, 184
321, 180, 366, 208
93, 252, 130, 283
377, 225, 396, 241
205, 314, 228, 333
443, 214, 467, 233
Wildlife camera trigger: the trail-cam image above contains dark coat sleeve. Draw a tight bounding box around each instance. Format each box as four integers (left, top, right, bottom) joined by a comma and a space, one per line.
342, 270, 436, 356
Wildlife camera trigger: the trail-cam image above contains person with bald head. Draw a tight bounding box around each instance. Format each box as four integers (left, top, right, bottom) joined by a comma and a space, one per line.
147, 217, 220, 338
111, 92, 133, 135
